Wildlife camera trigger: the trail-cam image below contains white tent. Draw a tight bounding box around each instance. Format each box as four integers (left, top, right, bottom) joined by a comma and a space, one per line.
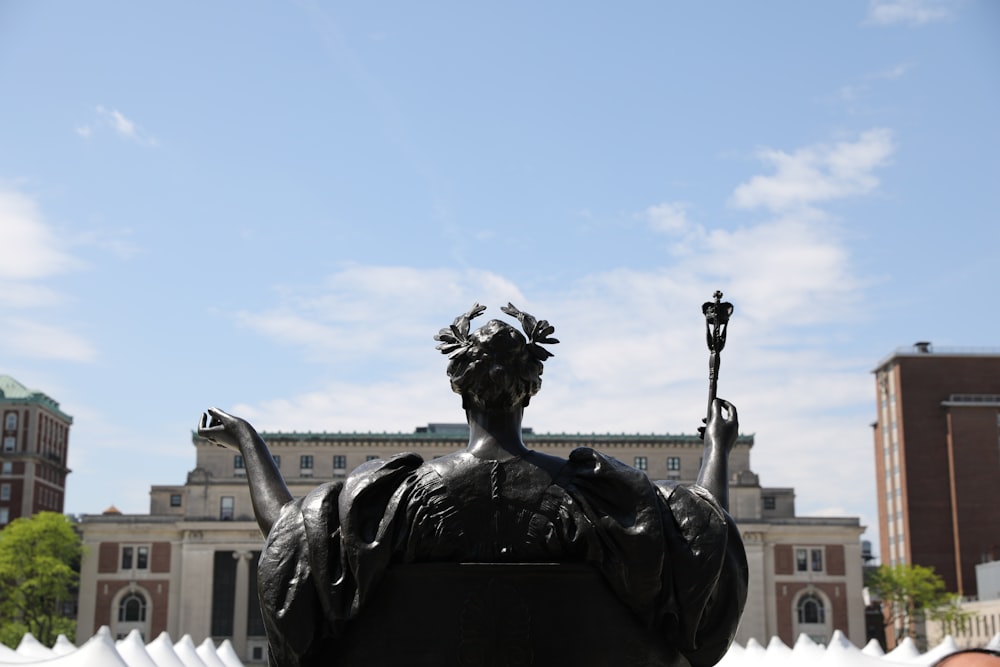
0, 629, 244, 667
2, 630, 999, 666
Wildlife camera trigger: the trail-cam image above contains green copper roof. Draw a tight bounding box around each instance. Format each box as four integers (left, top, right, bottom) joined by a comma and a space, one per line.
0, 375, 74, 422
0, 375, 33, 398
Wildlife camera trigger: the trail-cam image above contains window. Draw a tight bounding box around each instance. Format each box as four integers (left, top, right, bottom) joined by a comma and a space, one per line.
0, 508, 8, 524
366, 455, 379, 462
4, 413, 16, 430
220, 496, 234, 520
272, 455, 280, 468
633, 456, 648, 471
1, 462, 10, 475
796, 547, 823, 572
0, 484, 9, 501
170, 494, 182, 507
811, 548, 824, 572
667, 457, 681, 471
797, 594, 826, 624
118, 593, 147, 623
763, 496, 776, 510
300, 455, 314, 469
333, 455, 347, 470
122, 546, 134, 570
234, 455, 245, 469
121, 546, 150, 572
3, 436, 14, 452
211, 551, 237, 636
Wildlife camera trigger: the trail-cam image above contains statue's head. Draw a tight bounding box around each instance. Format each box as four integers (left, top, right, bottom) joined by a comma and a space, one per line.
435, 304, 558, 412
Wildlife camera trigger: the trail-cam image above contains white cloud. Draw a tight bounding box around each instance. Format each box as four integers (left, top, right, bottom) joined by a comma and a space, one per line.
98, 105, 135, 137
228, 258, 877, 529
0, 282, 63, 308
81, 106, 158, 146
0, 318, 97, 362
235, 266, 526, 361
224, 129, 896, 535
0, 189, 80, 281
645, 201, 692, 235
0, 187, 98, 362
865, 0, 953, 25
730, 129, 894, 213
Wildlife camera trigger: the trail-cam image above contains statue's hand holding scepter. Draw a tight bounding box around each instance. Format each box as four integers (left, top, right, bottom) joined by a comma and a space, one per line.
696, 291, 737, 511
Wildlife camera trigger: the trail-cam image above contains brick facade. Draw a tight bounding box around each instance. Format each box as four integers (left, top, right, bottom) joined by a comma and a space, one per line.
94, 579, 170, 638
151, 542, 171, 573
874, 350, 1000, 596
98, 542, 119, 574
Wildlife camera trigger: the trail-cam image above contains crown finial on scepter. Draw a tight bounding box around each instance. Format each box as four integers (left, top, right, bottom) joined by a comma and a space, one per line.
700, 291, 734, 438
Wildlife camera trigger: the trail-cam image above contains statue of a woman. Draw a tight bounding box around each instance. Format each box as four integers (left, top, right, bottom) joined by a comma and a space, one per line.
199, 304, 747, 667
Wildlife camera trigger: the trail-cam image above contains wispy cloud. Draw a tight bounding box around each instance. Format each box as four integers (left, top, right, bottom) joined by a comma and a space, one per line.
645, 201, 693, 235
0, 189, 80, 282
865, 0, 954, 26
0, 187, 96, 362
730, 129, 894, 213
235, 266, 526, 362
832, 64, 912, 113
0, 318, 97, 362
871, 62, 912, 80
76, 106, 158, 146
225, 129, 896, 533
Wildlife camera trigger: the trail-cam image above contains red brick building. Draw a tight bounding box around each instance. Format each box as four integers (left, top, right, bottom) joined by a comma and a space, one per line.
872, 344, 1000, 596
0, 375, 72, 527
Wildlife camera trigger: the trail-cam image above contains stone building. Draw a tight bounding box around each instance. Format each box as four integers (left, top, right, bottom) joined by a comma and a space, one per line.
77, 424, 865, 662
0, 374, 72, 527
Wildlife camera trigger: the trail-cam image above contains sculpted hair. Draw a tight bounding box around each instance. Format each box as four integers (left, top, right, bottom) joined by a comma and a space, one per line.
435, 304, 558, 411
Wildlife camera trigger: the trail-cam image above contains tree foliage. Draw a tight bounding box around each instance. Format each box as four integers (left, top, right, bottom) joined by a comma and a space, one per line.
866, 563, 971, 648
0, 512, 82, 648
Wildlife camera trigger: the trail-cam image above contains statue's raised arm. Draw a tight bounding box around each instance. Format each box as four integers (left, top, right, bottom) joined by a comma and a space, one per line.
696, 397, 739, 511
198, 407, 291, 535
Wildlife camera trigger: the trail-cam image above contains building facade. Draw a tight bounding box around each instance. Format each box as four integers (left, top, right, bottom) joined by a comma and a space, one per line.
0, 375, 72, 527
872, 344, 1000, 596
925, 561, 1000, 650
77, 424, 865, 662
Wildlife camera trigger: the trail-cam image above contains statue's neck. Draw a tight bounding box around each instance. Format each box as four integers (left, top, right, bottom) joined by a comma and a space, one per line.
465, 407, 527, 461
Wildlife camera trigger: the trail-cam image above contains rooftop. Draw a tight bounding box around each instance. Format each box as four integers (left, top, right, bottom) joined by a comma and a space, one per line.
192, 426, 755, 447
0, 374, 74, 422
873, 343, 1000, 372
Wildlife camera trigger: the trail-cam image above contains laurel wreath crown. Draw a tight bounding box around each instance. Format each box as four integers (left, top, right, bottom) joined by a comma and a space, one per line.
434, 303, 559, 361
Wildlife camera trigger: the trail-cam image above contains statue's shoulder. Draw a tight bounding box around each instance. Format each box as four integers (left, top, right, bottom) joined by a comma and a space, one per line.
341, 451, 425, 498
566, 446, 630, 471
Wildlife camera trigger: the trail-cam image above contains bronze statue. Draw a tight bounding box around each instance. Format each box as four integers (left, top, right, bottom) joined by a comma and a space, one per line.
199, 302, 747, 667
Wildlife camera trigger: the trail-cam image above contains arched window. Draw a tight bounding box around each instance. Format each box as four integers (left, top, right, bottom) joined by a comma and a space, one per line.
797, 593, 825, 624
118, 592, 147, 623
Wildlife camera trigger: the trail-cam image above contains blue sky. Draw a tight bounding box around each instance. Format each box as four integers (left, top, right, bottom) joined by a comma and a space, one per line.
1, 1, 997, 557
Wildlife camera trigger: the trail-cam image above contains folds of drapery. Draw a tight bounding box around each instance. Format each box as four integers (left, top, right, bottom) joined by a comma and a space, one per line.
258, 449, 747, 667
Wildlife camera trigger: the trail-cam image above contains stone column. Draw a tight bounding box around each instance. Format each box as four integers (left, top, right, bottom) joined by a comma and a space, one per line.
231, 550, 253, 656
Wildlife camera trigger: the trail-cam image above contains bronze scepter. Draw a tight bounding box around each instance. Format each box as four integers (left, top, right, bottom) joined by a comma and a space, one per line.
700, 291, 733, 439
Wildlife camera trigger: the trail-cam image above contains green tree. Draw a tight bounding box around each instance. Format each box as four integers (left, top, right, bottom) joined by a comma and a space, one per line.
0, 512, 82, 648
866, 563, 969, 649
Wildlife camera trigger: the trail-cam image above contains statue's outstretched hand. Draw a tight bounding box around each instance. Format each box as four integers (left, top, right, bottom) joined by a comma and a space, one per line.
198, 407, 248, 451
705, 398, 738, 454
